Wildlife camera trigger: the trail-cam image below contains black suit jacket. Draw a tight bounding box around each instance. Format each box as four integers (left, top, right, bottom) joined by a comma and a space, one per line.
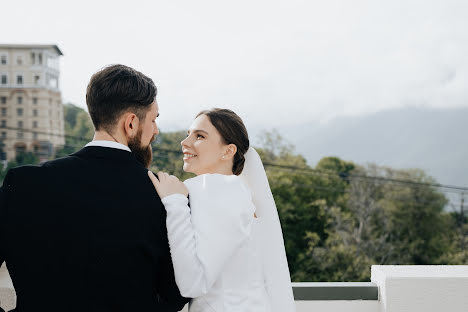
0, 146, 189, 312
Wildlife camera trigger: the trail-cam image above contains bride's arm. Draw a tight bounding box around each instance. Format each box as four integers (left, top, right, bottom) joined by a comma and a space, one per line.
160, 194, 209, 297
148, 172, 254, 298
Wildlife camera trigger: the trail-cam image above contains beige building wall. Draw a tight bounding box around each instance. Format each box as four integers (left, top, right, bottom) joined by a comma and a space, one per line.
0, 44, 64, 161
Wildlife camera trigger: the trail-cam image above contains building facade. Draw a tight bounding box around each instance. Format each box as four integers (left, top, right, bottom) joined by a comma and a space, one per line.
0, 44, 64, 161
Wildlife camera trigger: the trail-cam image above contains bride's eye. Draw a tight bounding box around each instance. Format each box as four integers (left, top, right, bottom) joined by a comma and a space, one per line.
196, 134, 205, 139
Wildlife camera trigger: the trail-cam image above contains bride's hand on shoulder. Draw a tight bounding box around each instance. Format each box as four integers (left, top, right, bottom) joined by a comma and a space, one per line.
147, 171, 189, 199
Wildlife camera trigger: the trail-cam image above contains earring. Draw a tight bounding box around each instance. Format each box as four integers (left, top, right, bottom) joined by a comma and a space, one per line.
222, 155, 225, 159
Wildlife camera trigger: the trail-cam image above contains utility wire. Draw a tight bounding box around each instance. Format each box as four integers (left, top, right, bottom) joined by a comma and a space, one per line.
155, 148, 468, 193
2, 125, 468, 193
152, 152, 467, 200
2, 136, 462, 207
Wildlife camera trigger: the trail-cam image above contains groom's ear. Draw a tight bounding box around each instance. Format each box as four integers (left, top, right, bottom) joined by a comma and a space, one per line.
123, 113, 140, 137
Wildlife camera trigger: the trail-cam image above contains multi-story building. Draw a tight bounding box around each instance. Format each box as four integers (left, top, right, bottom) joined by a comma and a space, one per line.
0, 44, 65, 161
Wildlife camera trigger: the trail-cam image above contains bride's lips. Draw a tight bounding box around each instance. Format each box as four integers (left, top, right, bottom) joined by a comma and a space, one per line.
183, 152, 197, 161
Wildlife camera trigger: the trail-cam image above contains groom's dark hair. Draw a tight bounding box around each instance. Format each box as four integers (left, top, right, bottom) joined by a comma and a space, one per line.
86, 64, 157, 133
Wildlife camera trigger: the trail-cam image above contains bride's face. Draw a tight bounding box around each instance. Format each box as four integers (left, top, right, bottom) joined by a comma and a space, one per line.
181, 114, 233, 175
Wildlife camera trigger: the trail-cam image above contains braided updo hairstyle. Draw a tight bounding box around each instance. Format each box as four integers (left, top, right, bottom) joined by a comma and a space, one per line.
196, 108, 249, 175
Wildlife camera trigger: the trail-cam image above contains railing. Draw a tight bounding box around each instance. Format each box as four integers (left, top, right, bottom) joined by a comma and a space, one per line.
293, 282, 380, 312
292, 282, 378, 300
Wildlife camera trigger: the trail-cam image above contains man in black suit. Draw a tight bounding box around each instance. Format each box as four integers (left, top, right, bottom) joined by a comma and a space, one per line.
0, 65, 189, 311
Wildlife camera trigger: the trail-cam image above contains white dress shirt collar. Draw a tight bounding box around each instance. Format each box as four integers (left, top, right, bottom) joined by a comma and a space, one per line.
85, 140, 131, 152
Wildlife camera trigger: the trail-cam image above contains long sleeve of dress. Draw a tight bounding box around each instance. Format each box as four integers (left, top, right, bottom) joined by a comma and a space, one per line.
161, 174, 255, 298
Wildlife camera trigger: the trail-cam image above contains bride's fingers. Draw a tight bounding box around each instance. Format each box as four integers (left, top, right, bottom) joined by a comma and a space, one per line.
147, 171, 159, 187
157, 171, 166, 182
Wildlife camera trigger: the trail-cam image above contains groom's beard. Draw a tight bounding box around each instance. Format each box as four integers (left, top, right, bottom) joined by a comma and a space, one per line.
128, 129, 154, 168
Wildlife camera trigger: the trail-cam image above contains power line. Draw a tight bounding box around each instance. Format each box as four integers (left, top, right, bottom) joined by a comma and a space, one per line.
152, 153, 456, 207
3, 136, 464, 207
0, 126, 84, 140
261, 162, 468, 194
155, 148, 468, 193
2, 125, 468, 193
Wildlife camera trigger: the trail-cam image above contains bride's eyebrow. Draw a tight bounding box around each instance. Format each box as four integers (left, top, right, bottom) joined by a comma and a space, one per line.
188, 129, 209, 135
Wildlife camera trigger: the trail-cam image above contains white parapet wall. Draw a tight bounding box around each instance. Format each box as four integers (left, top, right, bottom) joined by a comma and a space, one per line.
371, 265, 468, 312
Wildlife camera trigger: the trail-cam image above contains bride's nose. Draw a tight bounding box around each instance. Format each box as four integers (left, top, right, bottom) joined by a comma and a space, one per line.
181, 136, 189, 147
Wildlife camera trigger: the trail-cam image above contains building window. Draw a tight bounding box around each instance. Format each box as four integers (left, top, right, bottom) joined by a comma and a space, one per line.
1, 108, 6, 116
33, 109, 38, 116
17, 75, 23, 85
1, 131, 6, 138
18, 121, 23, 128
33, 121, 38, 128
1, 74, 7, 85
33, 97, 38, 104
1, 120, 6, 127
17, 97, 23, 104
17, 131, 23, 139
38, 53, 42, 65
34, 75, 40, 85
16, 56, 23, 65
0, 97, 6, 104
17, 108, 23, 116
0, 55, 7, 65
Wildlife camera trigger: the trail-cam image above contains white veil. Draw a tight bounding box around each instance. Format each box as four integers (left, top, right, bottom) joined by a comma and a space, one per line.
240, 147, 296, 312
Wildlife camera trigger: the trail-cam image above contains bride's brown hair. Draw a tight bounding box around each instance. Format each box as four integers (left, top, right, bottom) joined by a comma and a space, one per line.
196, 108, 249, 175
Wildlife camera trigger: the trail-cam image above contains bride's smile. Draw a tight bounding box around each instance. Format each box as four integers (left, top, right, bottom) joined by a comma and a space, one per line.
180, 114, 236, 176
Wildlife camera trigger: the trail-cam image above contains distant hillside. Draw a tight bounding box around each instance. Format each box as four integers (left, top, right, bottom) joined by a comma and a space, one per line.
283, 106, 468, 188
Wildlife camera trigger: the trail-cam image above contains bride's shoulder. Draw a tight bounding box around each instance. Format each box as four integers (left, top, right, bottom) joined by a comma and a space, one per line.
184, 173, 250, 197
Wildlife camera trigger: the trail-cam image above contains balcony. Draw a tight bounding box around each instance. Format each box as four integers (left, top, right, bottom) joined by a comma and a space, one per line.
1, 264, 468, 311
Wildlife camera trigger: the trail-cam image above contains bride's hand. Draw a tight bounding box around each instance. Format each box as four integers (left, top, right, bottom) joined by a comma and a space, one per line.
148, 171, 189, 199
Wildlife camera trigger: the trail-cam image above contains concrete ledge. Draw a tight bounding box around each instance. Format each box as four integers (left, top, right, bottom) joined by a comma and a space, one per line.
292, 282, 378, 300
371, 265, 468, 312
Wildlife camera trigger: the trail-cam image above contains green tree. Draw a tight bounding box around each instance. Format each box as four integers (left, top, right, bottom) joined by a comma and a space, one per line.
293, 163, 453, 282
55, 103, 94, 158
379, 168, 450, 265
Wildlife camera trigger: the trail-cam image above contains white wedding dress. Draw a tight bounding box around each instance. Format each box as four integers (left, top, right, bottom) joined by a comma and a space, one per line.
161, 148, 296, 312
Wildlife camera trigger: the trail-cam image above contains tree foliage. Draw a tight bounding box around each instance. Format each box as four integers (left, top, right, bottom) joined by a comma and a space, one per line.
55, 103, 94, 158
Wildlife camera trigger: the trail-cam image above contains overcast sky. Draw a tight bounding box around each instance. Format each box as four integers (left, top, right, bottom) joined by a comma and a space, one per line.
2, 0, 468, 131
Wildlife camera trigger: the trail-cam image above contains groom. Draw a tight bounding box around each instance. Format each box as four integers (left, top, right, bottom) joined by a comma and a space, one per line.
0, 65, 189, 311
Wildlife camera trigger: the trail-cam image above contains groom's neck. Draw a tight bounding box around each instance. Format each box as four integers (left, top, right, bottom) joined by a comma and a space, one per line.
93, 130, 128, 146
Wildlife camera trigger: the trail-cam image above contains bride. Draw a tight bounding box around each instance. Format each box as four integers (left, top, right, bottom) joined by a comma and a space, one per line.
148, 108, 295, 312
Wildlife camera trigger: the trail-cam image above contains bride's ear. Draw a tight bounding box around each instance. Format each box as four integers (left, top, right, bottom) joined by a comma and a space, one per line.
223, 144, 237, 160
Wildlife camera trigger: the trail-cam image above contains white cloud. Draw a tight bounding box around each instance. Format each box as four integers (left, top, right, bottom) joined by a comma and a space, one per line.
3, 0, 468, 129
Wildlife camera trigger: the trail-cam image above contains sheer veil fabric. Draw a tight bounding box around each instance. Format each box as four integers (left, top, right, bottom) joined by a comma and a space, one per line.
239, 147, 296, 312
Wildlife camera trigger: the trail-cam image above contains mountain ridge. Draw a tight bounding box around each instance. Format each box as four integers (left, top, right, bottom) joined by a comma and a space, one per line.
282, 106, 468, 188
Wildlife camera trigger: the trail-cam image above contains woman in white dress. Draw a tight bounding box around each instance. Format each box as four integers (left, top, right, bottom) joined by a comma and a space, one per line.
148, 108, 295, 312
